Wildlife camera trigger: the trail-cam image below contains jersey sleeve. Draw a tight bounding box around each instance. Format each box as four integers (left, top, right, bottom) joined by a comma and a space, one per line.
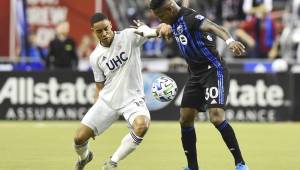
125, 28, 147, 46
90, 54, 105, 83
185, 11, 206, 31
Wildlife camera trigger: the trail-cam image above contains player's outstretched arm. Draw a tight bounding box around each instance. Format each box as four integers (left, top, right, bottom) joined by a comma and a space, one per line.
200, 19, 246, 56
132, 20, 172, 39
132, 20, 158, 38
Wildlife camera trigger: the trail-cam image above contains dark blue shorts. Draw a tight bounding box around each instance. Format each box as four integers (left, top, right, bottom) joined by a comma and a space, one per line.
181, 64, 229, 112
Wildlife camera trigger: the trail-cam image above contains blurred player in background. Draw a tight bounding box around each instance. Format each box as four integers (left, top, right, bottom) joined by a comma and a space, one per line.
73, 13, 166, 170
46, 21, 78, 70
149, 0, 249, 170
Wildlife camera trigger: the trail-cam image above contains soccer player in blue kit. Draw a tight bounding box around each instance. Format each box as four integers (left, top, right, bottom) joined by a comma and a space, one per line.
149, 0, 249, 170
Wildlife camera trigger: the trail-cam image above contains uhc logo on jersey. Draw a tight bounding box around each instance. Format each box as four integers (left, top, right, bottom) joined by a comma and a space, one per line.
106, 51, 127, 71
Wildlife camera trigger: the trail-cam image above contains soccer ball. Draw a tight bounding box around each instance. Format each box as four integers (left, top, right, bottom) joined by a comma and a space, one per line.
152, 76, 178, 102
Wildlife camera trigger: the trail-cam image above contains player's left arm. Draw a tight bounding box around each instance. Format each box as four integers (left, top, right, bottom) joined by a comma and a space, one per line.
200, 19, 246, 56
133, 20, 172, 39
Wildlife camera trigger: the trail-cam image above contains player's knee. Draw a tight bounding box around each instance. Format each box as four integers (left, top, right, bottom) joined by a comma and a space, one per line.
179, 107, 197, 126
208, 108, 225, 126
74, 125, 93, 145
179, 116, 194, 126
209, 117, 224, 126
74, 133, 87, 145
132, 116, 150, 137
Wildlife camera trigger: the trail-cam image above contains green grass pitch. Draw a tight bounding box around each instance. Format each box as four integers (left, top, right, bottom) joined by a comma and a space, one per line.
0, 121, 299, 170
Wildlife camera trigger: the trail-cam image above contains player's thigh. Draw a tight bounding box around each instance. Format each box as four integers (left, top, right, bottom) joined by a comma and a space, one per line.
121, 98, 150, 130
81, 99, 118, 136
181, 80, 206, 113
204, 66, 229, 109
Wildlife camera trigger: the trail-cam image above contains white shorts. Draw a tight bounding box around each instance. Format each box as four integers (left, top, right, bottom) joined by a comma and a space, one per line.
81, 98, 150, 136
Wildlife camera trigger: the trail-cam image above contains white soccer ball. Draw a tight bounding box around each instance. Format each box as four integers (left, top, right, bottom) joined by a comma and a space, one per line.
152, 76, 178, 102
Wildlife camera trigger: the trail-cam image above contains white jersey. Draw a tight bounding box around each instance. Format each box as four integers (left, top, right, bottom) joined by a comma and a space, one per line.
89, 28, 147, 109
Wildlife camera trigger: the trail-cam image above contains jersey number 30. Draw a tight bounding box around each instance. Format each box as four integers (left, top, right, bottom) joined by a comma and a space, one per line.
205, 87, 218, 100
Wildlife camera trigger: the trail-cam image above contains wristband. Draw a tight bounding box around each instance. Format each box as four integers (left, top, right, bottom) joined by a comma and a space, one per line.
137, 25, 158, 37
225, 38, 235, 45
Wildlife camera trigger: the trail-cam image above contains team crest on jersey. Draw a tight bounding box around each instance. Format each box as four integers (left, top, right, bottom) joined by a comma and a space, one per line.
177, 25, 183, 34
195, 14, 204, 21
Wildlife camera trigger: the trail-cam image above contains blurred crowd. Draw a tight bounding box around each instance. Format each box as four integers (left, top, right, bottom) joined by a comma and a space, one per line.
11, 0, 300, 71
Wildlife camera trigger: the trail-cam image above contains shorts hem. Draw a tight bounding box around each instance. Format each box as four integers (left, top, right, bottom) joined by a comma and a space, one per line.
180, 104, 206, 112
81, 121, 99, 137
207, 104, 226, 109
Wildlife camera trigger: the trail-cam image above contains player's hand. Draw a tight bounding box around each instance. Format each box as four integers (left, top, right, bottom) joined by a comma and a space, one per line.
158, 23, 172, 40
132, 19, 145, 36
228, 41, 246, 56
132, 20, 158, 38
131, 19, 145, 28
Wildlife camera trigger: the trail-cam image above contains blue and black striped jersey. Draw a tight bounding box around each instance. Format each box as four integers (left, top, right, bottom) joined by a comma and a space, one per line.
171, 7, 224, 75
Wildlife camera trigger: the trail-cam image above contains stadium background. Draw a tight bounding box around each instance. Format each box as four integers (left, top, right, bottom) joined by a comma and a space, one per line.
0, 0, 300, 170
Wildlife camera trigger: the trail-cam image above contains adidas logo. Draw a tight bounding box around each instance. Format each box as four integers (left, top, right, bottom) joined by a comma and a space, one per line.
102, 56, 107, 61
211, 99, 217, 104
208, 65, 211, 69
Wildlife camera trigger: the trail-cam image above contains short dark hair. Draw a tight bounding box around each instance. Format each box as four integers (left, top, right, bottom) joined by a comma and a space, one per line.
149, 0, 167, 10
90, 13, 108, 26
175, 0, 183, 6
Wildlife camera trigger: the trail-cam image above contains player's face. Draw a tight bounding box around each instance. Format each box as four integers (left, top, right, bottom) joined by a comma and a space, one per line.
92, 19, 114, 47
153, 8, 174, 24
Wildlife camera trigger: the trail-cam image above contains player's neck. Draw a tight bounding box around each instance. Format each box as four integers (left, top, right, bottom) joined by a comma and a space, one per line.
57, 34, 67, 41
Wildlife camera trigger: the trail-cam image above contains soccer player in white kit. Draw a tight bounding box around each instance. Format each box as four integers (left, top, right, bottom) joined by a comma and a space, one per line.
73, 13, 167, 170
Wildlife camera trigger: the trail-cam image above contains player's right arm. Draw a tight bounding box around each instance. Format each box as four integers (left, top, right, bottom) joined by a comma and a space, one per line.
94, 82, 104, 103
89, 48, 106, 103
